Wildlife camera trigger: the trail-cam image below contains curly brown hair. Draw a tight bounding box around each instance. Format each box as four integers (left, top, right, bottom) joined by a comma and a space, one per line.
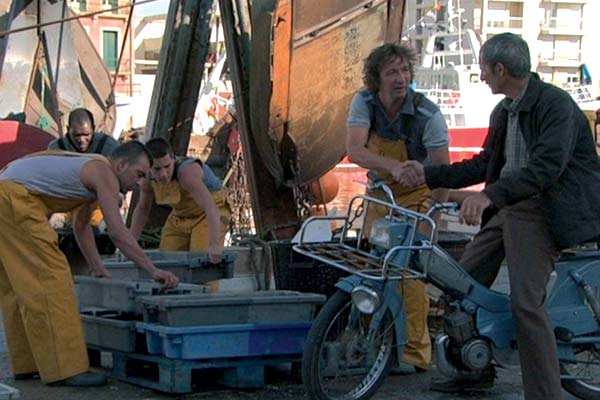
363, 43, 417, 93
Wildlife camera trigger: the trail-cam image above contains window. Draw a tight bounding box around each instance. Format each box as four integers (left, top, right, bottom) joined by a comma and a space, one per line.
102, 30, 118, 72
103, 0, 118, 14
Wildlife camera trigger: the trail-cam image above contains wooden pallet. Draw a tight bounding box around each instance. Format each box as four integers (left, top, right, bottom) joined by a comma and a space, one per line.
88, 347, 301, 393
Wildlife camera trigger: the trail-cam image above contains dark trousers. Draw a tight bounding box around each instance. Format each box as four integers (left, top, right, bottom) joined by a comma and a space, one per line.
459, 197, 563, 400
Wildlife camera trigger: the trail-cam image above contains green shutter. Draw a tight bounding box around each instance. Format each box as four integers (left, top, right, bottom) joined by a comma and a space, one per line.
103, 31, 118, 72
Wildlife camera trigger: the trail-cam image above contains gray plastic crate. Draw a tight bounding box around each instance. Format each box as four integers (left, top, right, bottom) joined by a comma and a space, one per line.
0, 383, 19, 400
75, 276, 208, 313
102, 250, 235, 283
80, 310, 140, 353
139, 291, 326, 327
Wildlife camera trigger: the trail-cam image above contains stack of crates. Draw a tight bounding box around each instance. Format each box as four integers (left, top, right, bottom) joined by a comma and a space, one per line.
75, 250, 236, 352
76, 276, 209, 352
136, 291, 326, 359
74, 250, 326, 393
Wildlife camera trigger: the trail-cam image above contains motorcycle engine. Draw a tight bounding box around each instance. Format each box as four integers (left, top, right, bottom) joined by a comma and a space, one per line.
443, 307, 492, 371
444, 308, 475, 344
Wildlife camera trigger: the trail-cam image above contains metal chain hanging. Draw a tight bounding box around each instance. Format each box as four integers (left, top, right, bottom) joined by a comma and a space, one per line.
224, 146, 255, 243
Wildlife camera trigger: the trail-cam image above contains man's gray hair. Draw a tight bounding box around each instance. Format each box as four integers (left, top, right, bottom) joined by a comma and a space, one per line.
480, 33, 531, 78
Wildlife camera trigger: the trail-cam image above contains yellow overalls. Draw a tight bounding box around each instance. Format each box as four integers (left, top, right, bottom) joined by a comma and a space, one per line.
152, 179, 231, 252
363, 135, 432, 370
0, 152, 106, 383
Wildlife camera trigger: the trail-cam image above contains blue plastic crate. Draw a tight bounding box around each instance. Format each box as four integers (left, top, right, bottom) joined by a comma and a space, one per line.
137, 322, 311, 359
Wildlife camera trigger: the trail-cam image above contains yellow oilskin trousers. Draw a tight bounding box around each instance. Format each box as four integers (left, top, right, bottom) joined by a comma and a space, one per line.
153, 184, 231, 252
0, 181, 89, 383
363, 134, 432, 370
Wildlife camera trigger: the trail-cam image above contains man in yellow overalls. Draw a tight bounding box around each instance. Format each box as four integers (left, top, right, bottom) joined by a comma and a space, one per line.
346, 43, 450, 373
130, 137, 230, 264
0, 142, 179, 387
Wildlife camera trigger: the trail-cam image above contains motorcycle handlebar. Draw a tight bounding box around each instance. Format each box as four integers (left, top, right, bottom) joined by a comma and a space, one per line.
366, 170, 459, 217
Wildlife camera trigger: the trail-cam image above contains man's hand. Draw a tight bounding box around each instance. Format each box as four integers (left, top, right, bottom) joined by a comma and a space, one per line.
208, 244, 223, 264
391, 160, 425, 187
151, 268, 180, 290
458, 193, 492, 226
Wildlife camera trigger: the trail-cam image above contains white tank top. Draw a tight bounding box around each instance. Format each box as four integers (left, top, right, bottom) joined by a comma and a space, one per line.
0, 155, 96, 199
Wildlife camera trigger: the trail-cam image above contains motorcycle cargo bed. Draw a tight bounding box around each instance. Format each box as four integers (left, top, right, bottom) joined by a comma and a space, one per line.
138, 291, 325, 327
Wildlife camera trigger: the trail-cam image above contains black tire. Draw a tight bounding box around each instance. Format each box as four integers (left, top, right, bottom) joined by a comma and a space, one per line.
561, 343, 600, 400
302, 290, 395, 400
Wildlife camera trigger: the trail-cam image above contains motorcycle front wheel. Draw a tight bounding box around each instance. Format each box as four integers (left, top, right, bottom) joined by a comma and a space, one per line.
561, 342, 600, 400
301, 290, 396, 400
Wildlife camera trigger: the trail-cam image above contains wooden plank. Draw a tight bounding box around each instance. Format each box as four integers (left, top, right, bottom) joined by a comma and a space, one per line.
220, 0, 299, 239
171, 0, 214, 154
269, 0, 292, 144
249, 0, 284, 183
385, 0, 406, 43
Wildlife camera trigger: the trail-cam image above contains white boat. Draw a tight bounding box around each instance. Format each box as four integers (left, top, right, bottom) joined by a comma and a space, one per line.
412, 3, 502, 163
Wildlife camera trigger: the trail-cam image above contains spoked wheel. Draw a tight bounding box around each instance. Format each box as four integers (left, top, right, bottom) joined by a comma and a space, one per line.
302, 290, 396, 400
561, 342, 600, 399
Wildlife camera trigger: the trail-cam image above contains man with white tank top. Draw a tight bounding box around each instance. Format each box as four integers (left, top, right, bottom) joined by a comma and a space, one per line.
0, 141, 179, 387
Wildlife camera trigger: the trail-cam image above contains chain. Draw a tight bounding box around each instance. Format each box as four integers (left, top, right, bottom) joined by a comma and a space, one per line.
346, 199, 365, 231
293, 183, 313, 222
224, 146, 255, 243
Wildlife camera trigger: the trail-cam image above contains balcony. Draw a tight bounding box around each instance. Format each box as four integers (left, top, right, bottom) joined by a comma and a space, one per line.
542, 0, 589, 3
69, 0, 128, 16
538, 49, 581, 67
485, 16, 523, 32
540, 18, 583, 35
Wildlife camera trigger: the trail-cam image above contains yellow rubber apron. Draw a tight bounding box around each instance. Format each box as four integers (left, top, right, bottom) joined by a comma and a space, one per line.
363, 135, 432, 370
0, 152, 106, 383
152, 179, 231, 252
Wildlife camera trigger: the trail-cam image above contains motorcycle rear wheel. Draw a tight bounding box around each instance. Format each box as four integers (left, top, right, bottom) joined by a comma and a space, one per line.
301, 290, 395, 400
561, 343, 600, 399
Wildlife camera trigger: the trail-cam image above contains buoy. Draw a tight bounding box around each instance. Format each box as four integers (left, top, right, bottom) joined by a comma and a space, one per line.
310, 170, 339, 205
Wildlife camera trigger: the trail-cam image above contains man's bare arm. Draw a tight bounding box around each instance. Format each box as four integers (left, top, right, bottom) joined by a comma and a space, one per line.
129, 178, 154, 240
72, 202, 112, 277
178, 162, 223, 263
80, 160, 179, 288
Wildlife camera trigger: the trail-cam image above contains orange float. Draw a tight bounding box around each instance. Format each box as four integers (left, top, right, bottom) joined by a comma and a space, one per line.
309, 170, 339, 205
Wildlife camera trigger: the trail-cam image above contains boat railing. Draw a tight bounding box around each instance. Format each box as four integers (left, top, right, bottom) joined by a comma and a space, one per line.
562, 83, 596, 103
419, 89, 462, 109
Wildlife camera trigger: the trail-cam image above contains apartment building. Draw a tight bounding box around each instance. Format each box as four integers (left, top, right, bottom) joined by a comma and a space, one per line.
403, 0, 600, 91
68, 0, 135, 96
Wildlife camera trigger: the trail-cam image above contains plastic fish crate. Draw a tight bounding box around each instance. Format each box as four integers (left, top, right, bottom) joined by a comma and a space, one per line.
137, 321, 311, 359
0, 383, 19, 400
75, 276, 208, 313
102, 250, 236, 283
138, 291, 326, 327
80, 310, 143, 353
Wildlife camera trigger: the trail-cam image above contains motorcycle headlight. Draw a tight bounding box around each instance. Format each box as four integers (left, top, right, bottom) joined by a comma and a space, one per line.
351, 285, 381, 314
